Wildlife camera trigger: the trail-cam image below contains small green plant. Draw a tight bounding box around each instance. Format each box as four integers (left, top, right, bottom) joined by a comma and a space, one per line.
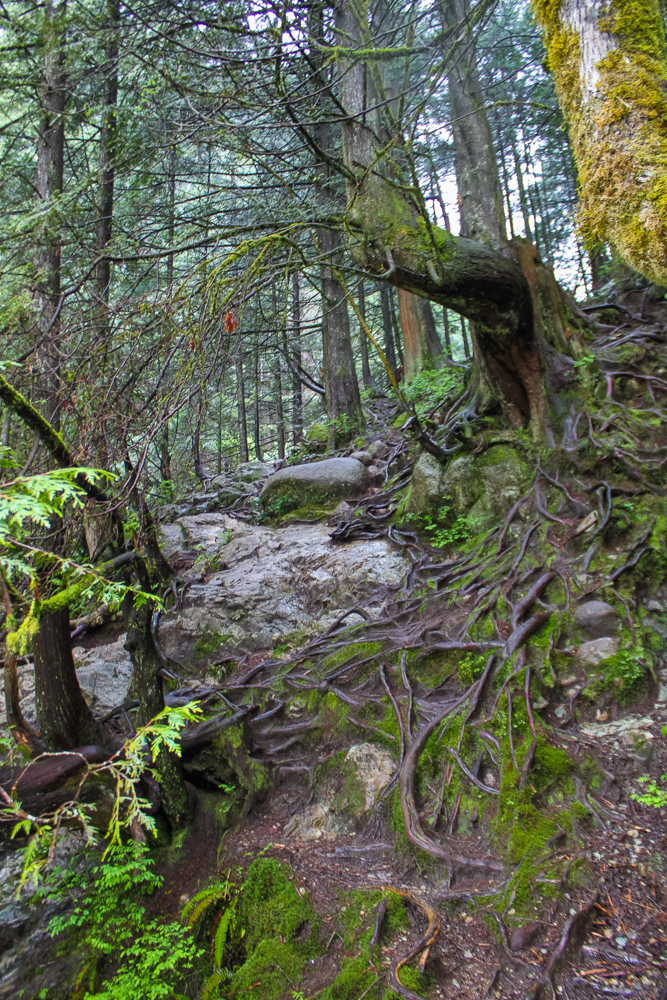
631, 725, 667, 807
5, 702, 202, 891
44, 843, 201, 1000
632, 774, 667, 808
405, 500, 471, 549
400, 366, 463, 418
182, 868, 243, 998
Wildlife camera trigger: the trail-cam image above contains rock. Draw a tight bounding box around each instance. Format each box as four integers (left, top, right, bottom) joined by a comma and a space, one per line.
235, 461, 273, 483
533, 696, 549, 711
645, 599, 663, 612
406, 451, 445, 519
367, 464, 383, 483
510, 922, 543, 951
0, 904, 30, 952
260, 458, 369, 513
579, 715, 654, 746
574, 600, 620, 639
368, 439, 390, 460
158, 515, 408, 659
73, 636, 133, 714
441, 444, 531, 530
554, 704, 567, 719
345, 744, 395, 811
350, 451, 373, 466
560, 674, 577, 687
283, 743, 394, 841
576, 637, 619, 666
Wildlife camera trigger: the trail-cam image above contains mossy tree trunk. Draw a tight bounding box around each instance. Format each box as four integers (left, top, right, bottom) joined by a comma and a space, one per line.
533, 0, 667, 285
334, 2, 551, 437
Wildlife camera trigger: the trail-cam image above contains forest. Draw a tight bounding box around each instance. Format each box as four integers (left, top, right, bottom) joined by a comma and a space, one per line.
0, 0, 666, 997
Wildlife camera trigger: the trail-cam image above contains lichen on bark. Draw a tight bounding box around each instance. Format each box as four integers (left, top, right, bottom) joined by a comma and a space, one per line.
534, 0, 667, 284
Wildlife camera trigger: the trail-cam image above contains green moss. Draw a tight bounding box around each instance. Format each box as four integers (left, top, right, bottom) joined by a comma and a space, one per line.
228, 858, 318, 1000
194, 630, 228, 657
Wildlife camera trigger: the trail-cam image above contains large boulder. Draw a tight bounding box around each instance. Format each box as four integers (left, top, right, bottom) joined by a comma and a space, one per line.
260, 457, 369, 513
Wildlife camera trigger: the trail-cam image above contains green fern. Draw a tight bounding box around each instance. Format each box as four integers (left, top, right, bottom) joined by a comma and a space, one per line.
202, 966, 233, 1000
181, 878, 234, 928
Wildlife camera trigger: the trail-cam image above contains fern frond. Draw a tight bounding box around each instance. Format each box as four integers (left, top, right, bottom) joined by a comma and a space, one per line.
180, 883, 230, 925
213, 905, 236, 968
202, 966, 233, 1000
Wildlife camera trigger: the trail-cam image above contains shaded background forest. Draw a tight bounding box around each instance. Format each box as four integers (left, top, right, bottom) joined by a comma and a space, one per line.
0, 0, 611, 492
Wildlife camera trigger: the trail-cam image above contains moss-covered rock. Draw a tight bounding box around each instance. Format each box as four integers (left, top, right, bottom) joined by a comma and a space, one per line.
406, 451, 446, 519
442, 444, 531, 530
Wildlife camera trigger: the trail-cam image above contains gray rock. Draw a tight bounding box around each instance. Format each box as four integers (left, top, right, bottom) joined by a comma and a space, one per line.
235, 461, 273, 483
283, 743, 394, 841
406, 451, 445, 518
368, 439, 391, 460
574, 600, 620, 639
576, 637, 619, 666
73, 636, 133, 714
350, 450, 372, 466
0, 904, 29, 951
260, 458, 369, 511
158, 515, 407, 658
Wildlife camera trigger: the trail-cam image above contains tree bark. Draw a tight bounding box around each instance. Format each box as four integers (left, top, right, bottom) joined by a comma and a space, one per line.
95, 0, 119, 330
534, 0, 667, 284
441, 0, 507, 248
291, 273, 303, 445
124, 599, 190, 828
380, 286, 397, 375
357, 280, 373, 390
34, 0, 67, 426
253, 344, 262, 460
34, 606, 107, 751
236, 351, 249, 463
193, 394, 205, 480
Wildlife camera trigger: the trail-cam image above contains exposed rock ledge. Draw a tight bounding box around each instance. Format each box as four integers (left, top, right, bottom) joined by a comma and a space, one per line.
158, 512, 409, 662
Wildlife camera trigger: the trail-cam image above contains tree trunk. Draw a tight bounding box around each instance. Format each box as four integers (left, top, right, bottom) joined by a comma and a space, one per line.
441, 0, 507, 248
253, 345, 262, 460
34, 606, 107, 751
291, 273, 303, 445
274, 351, 285, 460
193, 394, 205, 480
125, 599, 190, 828
334, 3, 550, 437
380, 287, 397, 375
165, 143, 176, 294
95, 0, 119, 331
534, 0, 667, 284
159, 422, 172, 484
442, 308, 452, 358
357, 280, 373, 389
236, 352, 249, 463
320, 226, 365, 447
34, 0, 66, 426
513, 140, 534, 246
